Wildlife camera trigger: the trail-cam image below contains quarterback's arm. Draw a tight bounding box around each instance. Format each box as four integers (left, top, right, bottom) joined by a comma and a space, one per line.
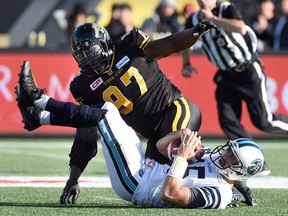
161, 131, 202, 207
156, 128, 192, 158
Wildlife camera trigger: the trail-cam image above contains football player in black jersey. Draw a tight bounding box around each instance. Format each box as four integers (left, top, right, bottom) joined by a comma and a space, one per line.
58, 21, 218, 205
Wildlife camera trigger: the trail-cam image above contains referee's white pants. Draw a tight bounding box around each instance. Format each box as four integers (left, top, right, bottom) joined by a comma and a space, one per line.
97, 102, 146, 201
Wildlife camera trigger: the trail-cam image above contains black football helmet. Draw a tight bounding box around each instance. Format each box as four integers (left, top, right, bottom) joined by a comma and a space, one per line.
71, 23, 113, 75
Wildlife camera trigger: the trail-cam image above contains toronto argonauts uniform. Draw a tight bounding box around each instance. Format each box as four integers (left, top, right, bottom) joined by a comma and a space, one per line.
70, 30, 202, 165
131, 155, 232, 208
97, 102, 231, 209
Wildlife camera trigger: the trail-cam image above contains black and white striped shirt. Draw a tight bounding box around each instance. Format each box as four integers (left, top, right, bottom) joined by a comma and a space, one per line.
186, 2, 258, 71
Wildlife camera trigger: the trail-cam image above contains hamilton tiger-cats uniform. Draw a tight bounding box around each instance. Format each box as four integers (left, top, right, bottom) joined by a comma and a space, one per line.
69, 29, 202, 166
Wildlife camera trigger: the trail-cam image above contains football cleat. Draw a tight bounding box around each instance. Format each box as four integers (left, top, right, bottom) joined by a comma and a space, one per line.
19, 106, 41, 131
17, 60, 45, 107
16, 86, 41, 131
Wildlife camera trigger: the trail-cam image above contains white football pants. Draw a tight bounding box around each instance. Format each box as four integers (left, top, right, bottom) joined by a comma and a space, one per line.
97, 102, 146, 201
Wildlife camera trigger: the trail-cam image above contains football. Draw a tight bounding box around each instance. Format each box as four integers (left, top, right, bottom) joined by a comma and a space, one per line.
166, 139, 181, 161
166, 139, 205, 162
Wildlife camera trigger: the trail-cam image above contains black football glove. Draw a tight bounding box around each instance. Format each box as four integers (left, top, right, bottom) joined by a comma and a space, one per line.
227, 185, 246, 208
60, 179, 80, 205
233, 181, 257, 206
182, 64, 198, 78
192, 20, 219, 37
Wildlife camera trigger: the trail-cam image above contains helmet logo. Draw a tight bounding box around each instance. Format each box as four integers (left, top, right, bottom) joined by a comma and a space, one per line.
92, 24, 100, 38
247, 159, 262, 175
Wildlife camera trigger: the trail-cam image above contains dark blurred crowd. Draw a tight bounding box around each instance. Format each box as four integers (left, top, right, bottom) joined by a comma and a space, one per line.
69, 0, 286, 53
247, 0, 288, 52
1, 0, 286, 53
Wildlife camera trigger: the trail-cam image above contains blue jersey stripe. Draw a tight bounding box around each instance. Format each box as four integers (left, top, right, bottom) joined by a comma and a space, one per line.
198, 187, 221, 209
198, 187, 212, 208
98, 117, 138, 193
210, 187, 221, 208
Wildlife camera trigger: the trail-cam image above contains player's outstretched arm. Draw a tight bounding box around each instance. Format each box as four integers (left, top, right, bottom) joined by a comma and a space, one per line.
144, 20, 218, 60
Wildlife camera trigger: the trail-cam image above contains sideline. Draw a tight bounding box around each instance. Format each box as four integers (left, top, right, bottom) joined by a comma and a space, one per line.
0, 176, 287, 189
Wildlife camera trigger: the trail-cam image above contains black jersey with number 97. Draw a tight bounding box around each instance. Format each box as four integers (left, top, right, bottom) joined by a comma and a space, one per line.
70, 30, 182, 138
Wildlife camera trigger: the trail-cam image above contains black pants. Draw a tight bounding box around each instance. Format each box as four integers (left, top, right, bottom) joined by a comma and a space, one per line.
145, 97, 202, 164
214, 61, 288, 139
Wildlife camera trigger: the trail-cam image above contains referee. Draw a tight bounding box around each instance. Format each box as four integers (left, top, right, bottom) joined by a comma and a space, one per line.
182, 0, 288, 206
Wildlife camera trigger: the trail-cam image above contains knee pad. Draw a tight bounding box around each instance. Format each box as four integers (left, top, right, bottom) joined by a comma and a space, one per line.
76, 126, 98, 142
69, 127, 98, 171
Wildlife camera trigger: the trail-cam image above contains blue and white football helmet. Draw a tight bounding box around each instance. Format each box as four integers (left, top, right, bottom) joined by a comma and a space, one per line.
210, 138, 264, 181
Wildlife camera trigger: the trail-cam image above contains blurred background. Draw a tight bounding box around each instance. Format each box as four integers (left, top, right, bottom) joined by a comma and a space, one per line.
0, 0, 287, 137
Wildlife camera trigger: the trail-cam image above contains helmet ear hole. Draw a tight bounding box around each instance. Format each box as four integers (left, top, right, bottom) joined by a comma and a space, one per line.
70, 22, 112, 74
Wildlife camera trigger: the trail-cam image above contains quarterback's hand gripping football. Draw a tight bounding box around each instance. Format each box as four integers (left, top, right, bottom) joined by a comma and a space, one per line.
60, 180, 80, 205
192, 20, 219, 37
178, 131, 200, 160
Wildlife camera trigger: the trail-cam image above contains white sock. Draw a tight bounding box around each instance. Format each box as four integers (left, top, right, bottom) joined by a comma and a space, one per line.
34, 94, 50, 110
39, 110, 51, 125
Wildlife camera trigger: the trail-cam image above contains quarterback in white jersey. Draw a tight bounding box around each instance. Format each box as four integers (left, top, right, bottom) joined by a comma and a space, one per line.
131, 154, 232, 208
96, 102, 263, 209
16, 83, 264, 208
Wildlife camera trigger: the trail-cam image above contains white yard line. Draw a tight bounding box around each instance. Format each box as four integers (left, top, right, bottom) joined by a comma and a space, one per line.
247, 176, 288, 189
0, 176, 287, 189
0, 176, 111, 188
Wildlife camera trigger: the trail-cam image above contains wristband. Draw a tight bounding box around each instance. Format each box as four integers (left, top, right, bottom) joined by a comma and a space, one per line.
167, 156, 188, 180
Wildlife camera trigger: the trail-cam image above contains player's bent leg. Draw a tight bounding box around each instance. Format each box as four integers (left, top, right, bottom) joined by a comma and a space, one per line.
69, 127, 98, 171
47, 98, 107, 128
98, 102, 145, 201
247, 66, 288, 134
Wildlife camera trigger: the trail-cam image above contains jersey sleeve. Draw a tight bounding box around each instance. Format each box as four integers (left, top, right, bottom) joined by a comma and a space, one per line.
197, 186, 222, 208
189, 186, 230, 209
70, 75, 84, 104
121, 29, 151, 52
222, 3, 243, 20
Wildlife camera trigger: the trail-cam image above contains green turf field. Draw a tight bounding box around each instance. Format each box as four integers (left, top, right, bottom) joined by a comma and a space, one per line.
0, 138, 287, 216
